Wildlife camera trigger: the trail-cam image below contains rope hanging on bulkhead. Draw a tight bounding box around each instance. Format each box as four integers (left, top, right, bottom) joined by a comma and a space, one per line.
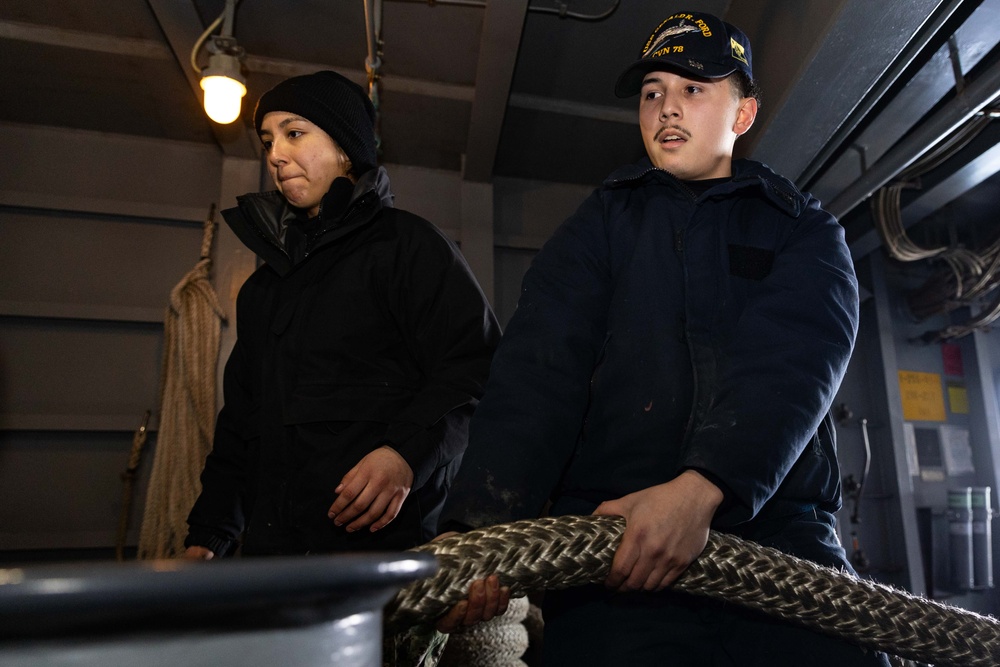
138, 207, 226, 559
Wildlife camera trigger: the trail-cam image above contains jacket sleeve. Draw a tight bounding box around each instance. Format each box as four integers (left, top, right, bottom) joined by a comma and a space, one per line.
681, 198, 859, 526
440, 191, 615, 529
377, 215, 501, 491
185, 311, 255, 556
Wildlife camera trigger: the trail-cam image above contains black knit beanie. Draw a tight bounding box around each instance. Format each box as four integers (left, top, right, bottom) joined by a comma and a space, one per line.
254, 70, 378, 175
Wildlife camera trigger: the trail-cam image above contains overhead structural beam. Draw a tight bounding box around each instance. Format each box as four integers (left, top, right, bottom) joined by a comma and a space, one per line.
0, 19, 173, 59
850, 138, 1000, 261
827, 61, 1000, 220
753, 0, 947, 183
0, 16, 635, 137
244, 55, 476, 102
463, 0, 529, 182
795, 0, 972, 190
508, 93, 635, 124
250, 57, 635, 124
145, 0, 258, 159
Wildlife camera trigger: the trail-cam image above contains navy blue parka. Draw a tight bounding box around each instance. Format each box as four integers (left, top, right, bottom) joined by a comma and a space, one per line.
442, 157, 859, 565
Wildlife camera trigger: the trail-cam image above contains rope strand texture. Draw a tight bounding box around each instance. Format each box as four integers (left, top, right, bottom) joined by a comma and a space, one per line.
387, 515, 1000, 667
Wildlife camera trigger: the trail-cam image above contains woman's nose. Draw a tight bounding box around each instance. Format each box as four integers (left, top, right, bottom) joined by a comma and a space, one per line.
267, 139, 287, 164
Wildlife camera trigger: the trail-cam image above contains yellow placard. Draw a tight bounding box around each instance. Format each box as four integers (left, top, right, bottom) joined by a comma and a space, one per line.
948, 383, 969, 415
898, 370, 946, 422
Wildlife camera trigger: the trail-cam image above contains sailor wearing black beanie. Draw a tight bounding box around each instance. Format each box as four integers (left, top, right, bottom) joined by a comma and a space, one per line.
184, 69, 500, 562
253, 70, 378, 176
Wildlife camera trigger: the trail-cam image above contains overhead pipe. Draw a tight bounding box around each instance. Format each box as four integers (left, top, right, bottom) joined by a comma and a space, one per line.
826, 60, 1000, 220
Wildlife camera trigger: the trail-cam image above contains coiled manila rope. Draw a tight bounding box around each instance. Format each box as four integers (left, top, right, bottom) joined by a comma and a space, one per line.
386, 514, 1000, 667
138, 211, 226, 559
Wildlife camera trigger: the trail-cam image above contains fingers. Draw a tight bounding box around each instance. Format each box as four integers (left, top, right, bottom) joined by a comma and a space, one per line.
592, 499, 623, 517
435, 599, 470, 633
329, 479, 408, 532
328, 476, 372, 527
343, 492, 391, 532
367, 491, 406, 532
645, 564, 683, 591
182, 546, 215, 560
327, 467, 360, 518
496, 582, 512, 617
434, 576, 511, 634
468, 576, 497, 623
605, 532, 638, 590
607, 535, 690, 592
327, 447, 414, 531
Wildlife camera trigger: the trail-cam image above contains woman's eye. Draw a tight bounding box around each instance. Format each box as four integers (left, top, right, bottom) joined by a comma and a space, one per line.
261, 141, 273, 151
287, 130, 303, 139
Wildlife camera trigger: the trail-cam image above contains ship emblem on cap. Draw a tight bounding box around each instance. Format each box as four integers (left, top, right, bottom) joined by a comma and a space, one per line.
642, 21, 700, 58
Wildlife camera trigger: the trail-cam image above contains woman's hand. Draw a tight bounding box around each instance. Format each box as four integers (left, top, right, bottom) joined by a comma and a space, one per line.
327, 446, 414, 532
435, 574, 511, 633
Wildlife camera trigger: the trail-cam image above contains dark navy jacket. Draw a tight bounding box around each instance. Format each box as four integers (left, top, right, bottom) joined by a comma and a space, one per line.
443, 158, 858, 563
186, 168, 500, 556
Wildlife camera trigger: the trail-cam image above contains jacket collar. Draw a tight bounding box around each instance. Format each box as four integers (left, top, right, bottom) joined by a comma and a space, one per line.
603, 157, 806, 218
224, 166, 394, 275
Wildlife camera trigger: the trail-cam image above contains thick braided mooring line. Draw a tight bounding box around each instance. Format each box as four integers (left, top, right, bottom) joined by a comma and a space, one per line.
386, 515, 1000, 667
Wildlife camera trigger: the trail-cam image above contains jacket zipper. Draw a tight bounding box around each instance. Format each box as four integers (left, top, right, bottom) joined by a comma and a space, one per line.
612, 168, 799, 212
302, 191, 378, 259
608, 167, 701, 202
248, 215, 290, 259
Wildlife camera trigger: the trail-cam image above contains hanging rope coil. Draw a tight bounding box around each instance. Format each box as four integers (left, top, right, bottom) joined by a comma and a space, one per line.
387, 514, 1000, 667
138, 209, 226, 559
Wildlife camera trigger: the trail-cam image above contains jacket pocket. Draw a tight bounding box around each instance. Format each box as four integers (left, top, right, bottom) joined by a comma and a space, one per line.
727, 244, 774, 281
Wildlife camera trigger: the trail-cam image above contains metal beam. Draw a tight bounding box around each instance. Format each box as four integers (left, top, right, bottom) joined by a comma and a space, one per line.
462, 0, 529, 182
850, 137, 1000, 261
145, 0, 258, 159
244, 55, 476, 102
827, 61, 1000, 220
753, 0, 945, 182
0, 18, 633, 133
508, 93, 635, 124
794, 0, 974, 190
868, 252, 928, 596
0, 19, 172, 59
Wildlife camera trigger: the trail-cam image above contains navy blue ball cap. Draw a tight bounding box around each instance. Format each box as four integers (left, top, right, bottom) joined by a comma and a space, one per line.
615, 11, 753, 98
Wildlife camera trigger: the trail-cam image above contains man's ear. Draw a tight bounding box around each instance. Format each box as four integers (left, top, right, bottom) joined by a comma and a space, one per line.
733, 97, 758, 136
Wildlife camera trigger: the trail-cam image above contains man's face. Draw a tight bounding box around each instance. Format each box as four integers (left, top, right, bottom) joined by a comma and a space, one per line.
259, 111, 352, 217
638, 69, 757, 181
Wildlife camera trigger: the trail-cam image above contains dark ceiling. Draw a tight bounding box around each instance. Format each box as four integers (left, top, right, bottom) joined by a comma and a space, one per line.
1, 0, 998, 262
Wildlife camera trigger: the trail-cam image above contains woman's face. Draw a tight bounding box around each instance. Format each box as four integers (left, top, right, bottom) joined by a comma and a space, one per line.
258, 111, 353, 217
